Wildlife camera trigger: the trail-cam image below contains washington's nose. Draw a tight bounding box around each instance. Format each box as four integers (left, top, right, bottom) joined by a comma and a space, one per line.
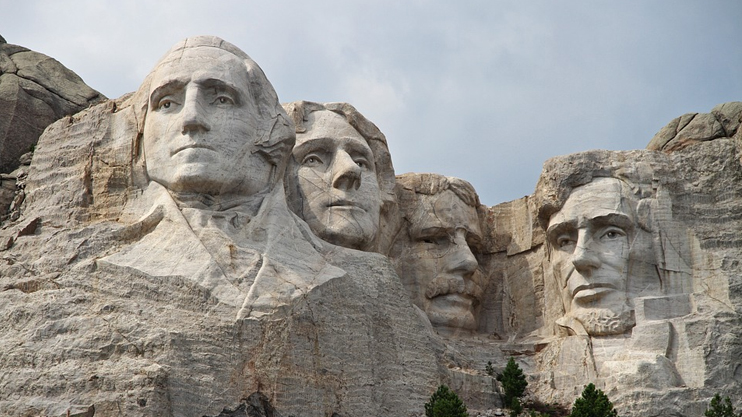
181, 94, 211, 134
571, 230, 601, 272
331, 151, 362, 191
448, 231, 478, 277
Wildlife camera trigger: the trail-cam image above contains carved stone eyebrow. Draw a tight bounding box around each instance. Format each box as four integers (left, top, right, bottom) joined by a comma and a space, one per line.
546, 219, 577, 240
149, 78, 187, 108
196, 78, 243, 105
292, 137, 332, 159
587, 213, 634, 231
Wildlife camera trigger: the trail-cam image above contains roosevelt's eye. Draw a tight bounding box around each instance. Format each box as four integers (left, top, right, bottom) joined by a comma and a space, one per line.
419, 235, 449, 246
354, 158, 369, 169
556, 235, 575, 249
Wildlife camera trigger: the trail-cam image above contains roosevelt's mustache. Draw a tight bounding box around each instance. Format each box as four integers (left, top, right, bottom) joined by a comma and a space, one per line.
425, 274, 483, 301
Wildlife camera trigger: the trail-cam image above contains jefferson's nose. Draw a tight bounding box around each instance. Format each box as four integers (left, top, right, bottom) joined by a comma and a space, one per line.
181, 92, 211, 134
331, 151, 362, 191
571, 230, 601, 273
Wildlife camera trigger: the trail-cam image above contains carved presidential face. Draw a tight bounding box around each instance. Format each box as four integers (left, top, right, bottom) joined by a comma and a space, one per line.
395, 190, 483, 331
143, 46, 273, 196
288, 110, 381, 250
547, 177, 636, 335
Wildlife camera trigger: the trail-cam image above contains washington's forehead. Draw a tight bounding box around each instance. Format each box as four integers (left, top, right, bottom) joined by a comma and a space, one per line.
150, 48, 247, 86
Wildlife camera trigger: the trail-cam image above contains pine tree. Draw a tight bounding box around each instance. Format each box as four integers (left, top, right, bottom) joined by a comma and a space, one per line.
424, 385, 469, 417
705, 393, 739, 417
497, 357, 528, 410
568, 383, 618, 417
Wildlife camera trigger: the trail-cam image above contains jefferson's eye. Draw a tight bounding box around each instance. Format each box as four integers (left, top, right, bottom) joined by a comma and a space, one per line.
302, 154, 323, 166
218, 96, 233, 105
162, 101, 171, 109
420, 236, 449, 246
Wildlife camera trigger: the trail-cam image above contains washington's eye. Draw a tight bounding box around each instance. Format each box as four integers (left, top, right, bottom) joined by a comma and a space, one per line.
420, 235, 449, 246
162, 101, 171, 109
354, 159, 368, 168
217, 96, 234, 105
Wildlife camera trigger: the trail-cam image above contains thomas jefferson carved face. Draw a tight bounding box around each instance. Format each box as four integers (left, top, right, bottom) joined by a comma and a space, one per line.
394, 189, 483, 331
288, 110, 381, 250
547, 178, 636, 336
143, 46, 273, 196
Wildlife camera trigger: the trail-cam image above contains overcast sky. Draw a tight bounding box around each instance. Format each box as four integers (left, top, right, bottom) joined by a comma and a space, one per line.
4, 1, 742, 205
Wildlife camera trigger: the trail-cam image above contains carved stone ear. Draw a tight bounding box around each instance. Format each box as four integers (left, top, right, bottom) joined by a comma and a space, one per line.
636, 198, 654, 232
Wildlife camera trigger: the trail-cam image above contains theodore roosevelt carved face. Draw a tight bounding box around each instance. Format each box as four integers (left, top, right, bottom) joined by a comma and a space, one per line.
391, 174, 484, 332
546, 177, 637, 336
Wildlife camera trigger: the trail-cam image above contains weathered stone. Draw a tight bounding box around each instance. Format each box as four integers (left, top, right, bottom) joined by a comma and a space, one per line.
0, 39, 105, 173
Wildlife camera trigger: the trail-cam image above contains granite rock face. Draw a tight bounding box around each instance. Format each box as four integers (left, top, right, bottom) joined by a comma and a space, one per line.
0, 34, 740, 417
0, 36, 105, 173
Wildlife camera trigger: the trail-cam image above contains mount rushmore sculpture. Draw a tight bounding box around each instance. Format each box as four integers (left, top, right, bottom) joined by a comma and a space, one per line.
0, 35, 740, 417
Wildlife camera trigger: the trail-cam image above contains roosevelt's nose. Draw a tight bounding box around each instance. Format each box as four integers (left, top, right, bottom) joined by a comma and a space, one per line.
181, 91, 211, 134
331, 150, 362, 191
571, 230, 601, 273
447, 231, 478, 277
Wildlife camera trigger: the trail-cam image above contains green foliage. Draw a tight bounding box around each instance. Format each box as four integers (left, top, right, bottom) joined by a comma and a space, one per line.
425, 385, 469, 417
497, 357, 528, 409
705, 393, 739, 417
509, 397, 523, 417
568, 383, 618, 417
486, 361, 495, 376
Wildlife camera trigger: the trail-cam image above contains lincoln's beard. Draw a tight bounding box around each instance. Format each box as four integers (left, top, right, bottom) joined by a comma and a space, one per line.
572, 303, 635, 336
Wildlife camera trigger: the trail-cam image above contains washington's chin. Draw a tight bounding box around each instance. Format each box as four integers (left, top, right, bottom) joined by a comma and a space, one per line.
425, 294, 477, 331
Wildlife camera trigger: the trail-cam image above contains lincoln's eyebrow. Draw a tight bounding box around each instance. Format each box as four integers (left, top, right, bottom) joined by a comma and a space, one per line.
546, 220, 576, 238
149, 79, 187, 107
588, 213, 634, 230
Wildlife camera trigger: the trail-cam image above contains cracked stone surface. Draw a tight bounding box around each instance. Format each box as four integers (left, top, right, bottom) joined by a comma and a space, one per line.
0, 34, 740, 417
0, 36, 105, 173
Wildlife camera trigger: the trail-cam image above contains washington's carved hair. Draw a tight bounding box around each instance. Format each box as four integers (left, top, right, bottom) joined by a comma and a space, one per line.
282, 100, 397, 209
131, 36, 295, 187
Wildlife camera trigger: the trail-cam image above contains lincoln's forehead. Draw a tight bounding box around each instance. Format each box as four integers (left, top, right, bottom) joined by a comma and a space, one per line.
550, 178, 635, 227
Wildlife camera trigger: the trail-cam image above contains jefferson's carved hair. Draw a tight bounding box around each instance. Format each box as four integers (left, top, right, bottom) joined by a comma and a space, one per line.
131, 36, 294, 187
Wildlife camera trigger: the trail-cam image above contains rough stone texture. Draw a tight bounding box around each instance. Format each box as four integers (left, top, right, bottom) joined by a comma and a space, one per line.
647, 101, 742, 152
0, 36, 105, 173
477, 134, 742, 415
0, 33, 740, 417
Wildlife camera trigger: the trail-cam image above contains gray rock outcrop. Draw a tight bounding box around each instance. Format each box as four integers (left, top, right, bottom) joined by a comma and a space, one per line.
0, 35, 105, 173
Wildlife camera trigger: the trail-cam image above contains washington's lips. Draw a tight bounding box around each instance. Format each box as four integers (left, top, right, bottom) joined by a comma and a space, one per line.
171, 143, 215, 155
